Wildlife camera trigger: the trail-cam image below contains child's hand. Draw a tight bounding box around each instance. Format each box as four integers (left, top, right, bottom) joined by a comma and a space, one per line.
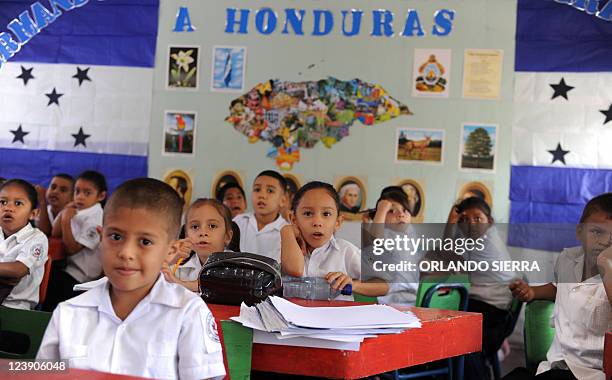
168, 239, 193, 265
597, 245, 612, 277
377, 200, 393, 213
62, 202, 78, 221
509, 279, 534, 302
448, 205, 460, 224
161, 263, 181, 284
35, 185, 47, 206
325, 272, 353, 291
282, 224, 307, 255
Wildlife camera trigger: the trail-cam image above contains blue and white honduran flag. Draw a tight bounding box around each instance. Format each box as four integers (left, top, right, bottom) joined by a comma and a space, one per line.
0, 0, 159, 190
509, 0, 612, 252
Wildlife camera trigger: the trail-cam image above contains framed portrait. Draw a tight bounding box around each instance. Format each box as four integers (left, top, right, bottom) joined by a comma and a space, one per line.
457, 181, 493, 208
397, 179, 425, 223
163, 169, 193, 207
211, 46, 247, 92
211, 170, 245, 200
459, 123, 498, 172
166, 45, 200, 90
335, 176, 367, 221
163, 110, 196, 156
395, 128, 444, 165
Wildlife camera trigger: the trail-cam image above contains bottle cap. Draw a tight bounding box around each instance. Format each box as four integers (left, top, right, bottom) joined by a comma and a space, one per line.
341, 284, 352, 295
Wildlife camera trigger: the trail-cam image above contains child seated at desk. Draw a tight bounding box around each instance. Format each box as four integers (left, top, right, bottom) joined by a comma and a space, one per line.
281, 181, 388, 299
37, 178, 226, 380
504, 193, 612, 380
163, 198, 239, 292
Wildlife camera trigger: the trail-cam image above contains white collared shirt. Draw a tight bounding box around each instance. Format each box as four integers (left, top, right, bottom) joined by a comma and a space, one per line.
175, 254, 204, 283
302, 236, 361, 301
233, 212, 288, 263
47, 204, 58, 225
65, 203, 103, 283
36, 275, 226, 380
0, 223, 48, 310
537, 246, 611, 380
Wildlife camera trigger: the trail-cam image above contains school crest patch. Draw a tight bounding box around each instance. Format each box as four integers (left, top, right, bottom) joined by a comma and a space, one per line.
86, 226, 99, 240
30, 244, 43, 260
206, 313, 220, 343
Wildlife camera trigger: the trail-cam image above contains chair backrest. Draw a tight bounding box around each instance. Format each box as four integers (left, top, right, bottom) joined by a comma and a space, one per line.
38, 257, 53, 306
417, 274, 470, 311
524, 300, 555, 372
0, 306, 52, 359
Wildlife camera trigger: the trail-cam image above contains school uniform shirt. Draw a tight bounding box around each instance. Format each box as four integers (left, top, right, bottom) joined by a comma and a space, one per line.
36, 275, 226, 380
302, 236, 361, 301
460, 226, 516, 310
65, 203, 103, 283
47, 205, 58, 225
233, 212, 288, 263
0, 224, 48, 310
536, 246, 611, 380
376, 226, 421, 306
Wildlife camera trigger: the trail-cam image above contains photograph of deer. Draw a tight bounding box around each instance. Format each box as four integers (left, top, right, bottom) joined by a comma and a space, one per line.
395, 128, 444, 164
459, 123, 497, 172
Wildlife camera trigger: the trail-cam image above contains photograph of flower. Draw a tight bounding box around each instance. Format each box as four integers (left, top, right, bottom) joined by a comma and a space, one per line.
167, 46, 199, 89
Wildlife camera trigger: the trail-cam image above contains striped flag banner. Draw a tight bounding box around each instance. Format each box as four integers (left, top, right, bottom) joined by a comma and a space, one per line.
0, 0, 159, 190
509, 0, 612, 251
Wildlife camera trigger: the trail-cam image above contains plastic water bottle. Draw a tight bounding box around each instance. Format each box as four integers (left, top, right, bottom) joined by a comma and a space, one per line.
282, 276, 353, 300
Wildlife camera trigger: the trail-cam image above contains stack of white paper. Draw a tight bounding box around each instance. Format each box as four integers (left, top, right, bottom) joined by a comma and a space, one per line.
231, 296, 421, 351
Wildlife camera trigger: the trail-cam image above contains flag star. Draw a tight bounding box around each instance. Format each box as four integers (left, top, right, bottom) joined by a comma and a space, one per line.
72, 67, 92, 86
45, 88, 64, 106
548, 143, 570, 165
72, 127, 91, 147
10, 125, 29, 144
600, 104, 612, 125
16, 66, 35, 86
550, 78, 574, 100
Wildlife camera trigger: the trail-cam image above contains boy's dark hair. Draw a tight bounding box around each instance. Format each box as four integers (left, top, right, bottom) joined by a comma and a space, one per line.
369, 190, 412, 220
52, 173, 75, 188
104, 178, 184, 239
216, 182, 246, 202
580, 193, 612, 223
292, 181, 340, 215
456, 196, 493, 222
255, 170, 287, 193
0, 179, 38, 210
77, 170, 107, 194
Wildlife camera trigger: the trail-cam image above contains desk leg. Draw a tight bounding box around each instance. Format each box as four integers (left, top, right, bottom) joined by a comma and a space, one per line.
220, 320, 253, 380
455, 355, 464, 380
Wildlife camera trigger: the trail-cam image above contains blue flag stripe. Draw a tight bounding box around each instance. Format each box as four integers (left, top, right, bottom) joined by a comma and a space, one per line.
516, 0, 612, 72
0, 0, 159, 67
0, 148, 147, 192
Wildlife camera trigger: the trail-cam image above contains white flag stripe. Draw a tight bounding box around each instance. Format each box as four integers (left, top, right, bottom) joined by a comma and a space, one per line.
512, 72, 612, 169
0, 62, 151, 156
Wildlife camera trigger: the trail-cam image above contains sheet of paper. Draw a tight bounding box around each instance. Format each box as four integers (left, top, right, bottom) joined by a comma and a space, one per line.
253, 330, 361, 351
269, 296, 421, 329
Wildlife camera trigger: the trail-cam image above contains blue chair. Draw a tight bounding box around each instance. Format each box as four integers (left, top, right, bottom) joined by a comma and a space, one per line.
393, 277, 470, 380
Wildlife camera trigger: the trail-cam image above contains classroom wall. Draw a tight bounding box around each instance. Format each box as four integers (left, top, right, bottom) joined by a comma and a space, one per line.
148, 0, 517, 223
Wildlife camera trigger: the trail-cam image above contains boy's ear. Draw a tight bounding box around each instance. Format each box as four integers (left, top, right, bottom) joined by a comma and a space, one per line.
97, 191, 107, 202
224, 228, 233, 247
290, 211, 297, 225
165, 239, 179, 264
334, 213, 344, 232
30, 208, 39, 220
576, 223, 584, 242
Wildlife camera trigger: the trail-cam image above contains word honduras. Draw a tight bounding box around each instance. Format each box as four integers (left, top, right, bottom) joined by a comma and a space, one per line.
224, 8, 455, 37
554, 0, 612, 21
0, 0, 102, 69
372, 236, 485, 256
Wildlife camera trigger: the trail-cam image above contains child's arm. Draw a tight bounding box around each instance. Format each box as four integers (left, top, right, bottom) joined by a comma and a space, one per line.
280, 224, 306, 277
0, 262, 29, 282
51, 210, 63, 238
35, 185, 52, 236
325, 272, 390, 297
59, 205, 85, 255
161, 263, 200, 293
509, 279, 557, 302
597, 246, 612, 305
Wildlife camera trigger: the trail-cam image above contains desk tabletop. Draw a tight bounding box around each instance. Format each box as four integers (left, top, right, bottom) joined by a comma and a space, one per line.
210, 299, 482, 379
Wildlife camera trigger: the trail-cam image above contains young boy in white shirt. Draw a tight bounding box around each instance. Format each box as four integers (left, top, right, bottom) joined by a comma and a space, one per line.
37, 178, 226, 380
506, 193, 612, 380
233, 170, 288, 262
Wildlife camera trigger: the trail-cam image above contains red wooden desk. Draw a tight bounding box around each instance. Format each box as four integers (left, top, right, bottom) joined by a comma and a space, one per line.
605, 332, 611, 380
210, 300, 482, 379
